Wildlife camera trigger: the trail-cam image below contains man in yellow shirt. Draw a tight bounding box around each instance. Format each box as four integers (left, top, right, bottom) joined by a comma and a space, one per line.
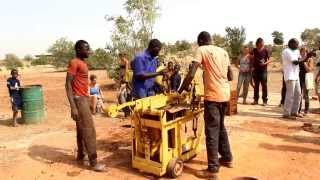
179, 31, 233, 178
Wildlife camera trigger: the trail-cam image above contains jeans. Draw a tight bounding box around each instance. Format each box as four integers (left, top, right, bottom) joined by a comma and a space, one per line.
299, 73, 309, 113
204, 101, 233, 170
253, 71, 268, 103
236, 72, 251, 100
284, 80, 301, 116
74, 97, 98, 166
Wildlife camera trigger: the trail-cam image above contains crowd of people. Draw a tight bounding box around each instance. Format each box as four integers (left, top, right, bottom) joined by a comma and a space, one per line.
235, 38, 320, 120
5, 31, 320, 178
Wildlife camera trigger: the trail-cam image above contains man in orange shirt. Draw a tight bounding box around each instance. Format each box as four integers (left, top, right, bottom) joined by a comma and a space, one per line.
179, 31, 233, 178
65, 40, 105, 172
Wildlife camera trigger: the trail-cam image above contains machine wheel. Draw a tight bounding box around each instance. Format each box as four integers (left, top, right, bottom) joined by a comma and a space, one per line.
167, 158, 184, 178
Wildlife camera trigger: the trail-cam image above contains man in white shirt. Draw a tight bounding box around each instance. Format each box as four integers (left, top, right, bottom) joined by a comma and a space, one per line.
282, 38, 302, 119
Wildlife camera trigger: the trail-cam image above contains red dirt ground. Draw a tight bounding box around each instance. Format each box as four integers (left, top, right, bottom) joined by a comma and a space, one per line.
0, 69, 319, 180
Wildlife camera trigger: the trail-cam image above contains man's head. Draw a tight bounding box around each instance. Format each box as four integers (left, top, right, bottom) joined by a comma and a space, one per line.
75, 40, 91, 59
168, 61, 173, 70
11, 69, 19, 78
256, 38, 264, 49
242, 46, 250, 55
147, 39, 162, 58
300, 47, 307, 56
90, 74, 97, 83
197, 31, 212, 46
288, 38, 299, 50
119, 52, 128, 61
174, 64, 180, 73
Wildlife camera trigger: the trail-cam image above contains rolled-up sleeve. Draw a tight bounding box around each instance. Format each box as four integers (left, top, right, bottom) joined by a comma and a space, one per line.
132, 56, 145, 76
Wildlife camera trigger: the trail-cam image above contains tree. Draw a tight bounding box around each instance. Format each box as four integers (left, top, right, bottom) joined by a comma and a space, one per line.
23, 54, 34, 61
106, 16, 135, 58
272, 31, 284, 45
174, 40, 192, 52
106, 0, 160, 79
48, 38, 74, 68
31, 55, 51, 66
246, 41, 254, 49
4, 54, 24, 70
125, 0, 159, 48
87, 48, 113, 70
212, 33, 227, 48
225, 26, 246, 60
301, 28, 320, 48
271, 45, 283, 62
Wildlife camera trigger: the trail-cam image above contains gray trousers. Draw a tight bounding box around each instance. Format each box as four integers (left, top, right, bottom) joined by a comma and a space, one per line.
236, 72, 251, 100
284, 80, 301, 116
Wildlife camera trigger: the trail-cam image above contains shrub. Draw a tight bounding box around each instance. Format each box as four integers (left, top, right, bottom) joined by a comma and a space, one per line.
4, 54, 24, 70
31, 55, 51, 66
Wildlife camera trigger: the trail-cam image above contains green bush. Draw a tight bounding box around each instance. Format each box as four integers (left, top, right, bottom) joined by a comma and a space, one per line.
87, 48, 113, 70
4, 54, 24, 70
162, 40, 192, 55
175, 40, 192, 52
23, 54, 34, 61
271, 45, 283, 62
31, 56, 51, 66
48, 38, 75, 68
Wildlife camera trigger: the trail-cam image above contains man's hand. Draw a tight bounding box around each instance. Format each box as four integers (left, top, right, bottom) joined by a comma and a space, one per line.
292, 60, 299, 65
71, 107, 79, 121
227, 65, 233, 81
178, 61, 200, 94
159, 68, 168, 76
66, 73, 79, 121
260, 59, 272, 66
316, 75, 320, 83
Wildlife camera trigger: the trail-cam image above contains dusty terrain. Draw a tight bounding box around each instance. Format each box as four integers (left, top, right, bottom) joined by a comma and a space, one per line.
0, 68, 320, 180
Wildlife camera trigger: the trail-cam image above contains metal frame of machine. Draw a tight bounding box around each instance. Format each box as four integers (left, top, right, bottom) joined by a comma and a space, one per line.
105, 82, 204, 178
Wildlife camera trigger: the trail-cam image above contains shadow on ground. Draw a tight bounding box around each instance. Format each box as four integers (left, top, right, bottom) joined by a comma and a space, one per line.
238, 105, 320, 124
259, 143, 320, 153
270, 133, 320, 146
28, 145, 75, 164
28, 144, 88, 176
97, 139, 157, 179
0, 118, 12, 127
0, 118, 24, 127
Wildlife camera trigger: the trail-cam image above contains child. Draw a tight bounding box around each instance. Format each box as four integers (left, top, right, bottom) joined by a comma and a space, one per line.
236, 46, 252, 104
7, 69, 22, 127
170, 64, 182, 92
89, 74, 105, 114
118, 82, 131, 117
298, 48, 315, 115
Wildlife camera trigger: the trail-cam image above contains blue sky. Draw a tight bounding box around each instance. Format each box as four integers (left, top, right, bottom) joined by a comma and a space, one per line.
1, 0, 319, 58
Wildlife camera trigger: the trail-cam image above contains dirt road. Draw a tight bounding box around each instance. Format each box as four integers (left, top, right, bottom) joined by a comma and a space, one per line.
0, 69, 319, 180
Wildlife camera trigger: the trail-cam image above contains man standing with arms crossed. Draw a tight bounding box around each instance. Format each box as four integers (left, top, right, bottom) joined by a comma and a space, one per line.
179, 31, 233, 179
65, 40, 105, 172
